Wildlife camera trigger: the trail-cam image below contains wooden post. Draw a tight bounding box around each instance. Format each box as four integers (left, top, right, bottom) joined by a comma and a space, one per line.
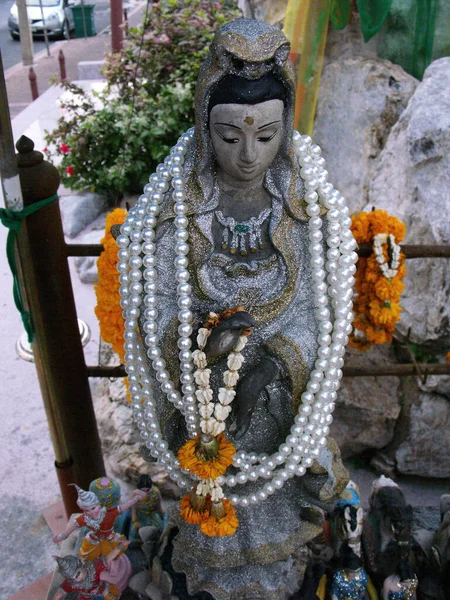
28, 67, 38, 100
15, 135, 105, 516
58, 50, 67, 82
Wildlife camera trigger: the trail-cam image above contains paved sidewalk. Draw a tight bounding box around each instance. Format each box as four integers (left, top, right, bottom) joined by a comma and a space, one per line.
4, 0, 147, 118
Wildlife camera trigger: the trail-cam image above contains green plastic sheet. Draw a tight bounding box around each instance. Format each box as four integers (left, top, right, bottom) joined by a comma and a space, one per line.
330, 0, 351, 30
357, 0, 393, 42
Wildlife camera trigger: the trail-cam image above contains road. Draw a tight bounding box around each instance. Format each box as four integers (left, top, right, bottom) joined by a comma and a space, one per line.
0, 0, 112, 71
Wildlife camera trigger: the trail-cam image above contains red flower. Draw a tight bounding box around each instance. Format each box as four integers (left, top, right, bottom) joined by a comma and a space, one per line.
42, 147, 48, 153
60, 143, 70, 154
66, 166, 74, 176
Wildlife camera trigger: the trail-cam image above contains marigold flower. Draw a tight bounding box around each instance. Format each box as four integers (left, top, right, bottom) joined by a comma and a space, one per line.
199, 499, 239, 537
177, 433, 235, 480
349, 209, 406, 352
179, 493, 210, 525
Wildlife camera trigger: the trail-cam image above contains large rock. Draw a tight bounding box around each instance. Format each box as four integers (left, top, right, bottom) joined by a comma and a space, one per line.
90, 343, 181, 498
367, 57, 450, 347
60, 191, 106, 238
395, 392, 450, 477
313, 57, 417, 212
332, 345, 401, 457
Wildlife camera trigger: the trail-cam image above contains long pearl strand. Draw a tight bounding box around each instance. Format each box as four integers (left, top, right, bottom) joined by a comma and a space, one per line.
116, 129, 357, 506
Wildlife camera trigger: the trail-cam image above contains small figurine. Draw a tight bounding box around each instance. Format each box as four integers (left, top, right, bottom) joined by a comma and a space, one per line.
430, 494, 450, 599
53, 484, 148, 563
333, 504, 364, 557
337, 480, 362, 510
331, 550, 378, 600
89, 476, 128, 534
51, 543, 129, 600
363, 476, 427, 587
125, 474, 165, 548
382, 561, 418, 599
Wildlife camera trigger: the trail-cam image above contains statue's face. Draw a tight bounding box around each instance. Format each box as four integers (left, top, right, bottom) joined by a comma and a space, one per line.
209, 99, 283, 184
83, 503, 102, 518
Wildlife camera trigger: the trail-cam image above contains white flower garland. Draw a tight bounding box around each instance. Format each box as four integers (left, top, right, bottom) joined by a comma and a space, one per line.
373, 233, 401, 279
116, 129, 358, 508
193, 324, 248, 437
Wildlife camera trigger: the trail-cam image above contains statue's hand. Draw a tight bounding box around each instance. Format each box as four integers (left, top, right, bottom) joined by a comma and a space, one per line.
232, 358, 278, 440
204, 311, 256, 359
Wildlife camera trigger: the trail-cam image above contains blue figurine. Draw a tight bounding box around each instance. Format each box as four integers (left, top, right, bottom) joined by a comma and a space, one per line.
123, 474, 165, 548
331, 550, 378, 600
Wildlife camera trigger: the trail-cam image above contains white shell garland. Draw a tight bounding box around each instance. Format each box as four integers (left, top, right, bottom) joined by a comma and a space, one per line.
116, 128, 358, 508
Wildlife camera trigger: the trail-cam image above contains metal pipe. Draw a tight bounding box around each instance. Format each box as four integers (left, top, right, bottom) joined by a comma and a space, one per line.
343, 363, 450, 377
357, 243, 450, 258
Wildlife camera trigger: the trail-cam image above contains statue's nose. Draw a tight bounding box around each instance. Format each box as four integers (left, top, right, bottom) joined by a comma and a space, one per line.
241, 137, 256, 163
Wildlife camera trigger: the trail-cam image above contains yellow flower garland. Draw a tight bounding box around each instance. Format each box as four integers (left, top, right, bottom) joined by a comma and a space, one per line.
349, 209, 406, 351
95, 208, 128, 360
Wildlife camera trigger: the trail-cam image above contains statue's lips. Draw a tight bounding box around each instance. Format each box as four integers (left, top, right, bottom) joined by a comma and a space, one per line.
238, 163, 258, 173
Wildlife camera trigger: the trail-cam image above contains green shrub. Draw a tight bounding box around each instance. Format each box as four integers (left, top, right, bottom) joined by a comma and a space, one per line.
45, 0, 240, 203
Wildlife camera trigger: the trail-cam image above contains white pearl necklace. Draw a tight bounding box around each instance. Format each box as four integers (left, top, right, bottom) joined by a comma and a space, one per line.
116, 129, 357, 507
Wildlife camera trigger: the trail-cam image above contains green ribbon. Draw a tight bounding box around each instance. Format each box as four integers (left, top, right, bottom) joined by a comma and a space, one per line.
0, 194, 58, 343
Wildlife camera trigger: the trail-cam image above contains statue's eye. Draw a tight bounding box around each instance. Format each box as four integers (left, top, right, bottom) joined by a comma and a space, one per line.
257, 131, 278, 143
217, 132, 239, 144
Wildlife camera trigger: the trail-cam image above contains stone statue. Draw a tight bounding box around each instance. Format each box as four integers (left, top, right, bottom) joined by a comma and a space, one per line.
116, 18, 358, 599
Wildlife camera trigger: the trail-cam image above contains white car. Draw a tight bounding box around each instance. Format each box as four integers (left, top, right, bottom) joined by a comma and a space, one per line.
8, 0, 75, 40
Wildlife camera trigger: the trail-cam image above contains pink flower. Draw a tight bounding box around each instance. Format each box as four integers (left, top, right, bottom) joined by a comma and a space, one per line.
60, 143, 70, 154
66, 166, 74, 176
42, 147, 48, 153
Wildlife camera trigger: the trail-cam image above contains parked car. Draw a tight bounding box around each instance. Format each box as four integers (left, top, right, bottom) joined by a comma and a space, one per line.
8, 0, 75, 40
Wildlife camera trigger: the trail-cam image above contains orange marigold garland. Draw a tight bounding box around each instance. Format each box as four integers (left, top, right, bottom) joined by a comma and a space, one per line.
349, 209, 406, 351
95, 208, 128, 361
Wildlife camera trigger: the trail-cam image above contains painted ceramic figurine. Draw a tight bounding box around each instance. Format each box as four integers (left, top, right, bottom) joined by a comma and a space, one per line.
382, 561, 418, 600
51, 543, 129, 600
89, 476, 128, 534
332, 481, 363, 557
116, 17, 357, 599
331, 551, 377, 600
125, 474, 164, 547
363, 476, 427, 588
53, 484, 147, 563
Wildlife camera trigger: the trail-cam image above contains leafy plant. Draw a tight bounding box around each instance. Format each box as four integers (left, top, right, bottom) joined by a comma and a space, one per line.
45, 0, 240, 203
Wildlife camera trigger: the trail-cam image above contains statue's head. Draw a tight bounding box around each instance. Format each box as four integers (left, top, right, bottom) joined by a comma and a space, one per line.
54, 554, 85, 582
89, 476, 121, 508
70, 483, 102, 517
191, 19, 296, 190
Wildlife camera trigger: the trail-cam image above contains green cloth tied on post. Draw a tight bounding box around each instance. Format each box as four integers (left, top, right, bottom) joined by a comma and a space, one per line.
0, 194, 58, 343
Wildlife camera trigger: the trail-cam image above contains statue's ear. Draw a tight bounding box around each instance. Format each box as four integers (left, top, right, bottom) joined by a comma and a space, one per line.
344, 506, 350, 520
357, 507, 364, 522
274, 43, 290, 67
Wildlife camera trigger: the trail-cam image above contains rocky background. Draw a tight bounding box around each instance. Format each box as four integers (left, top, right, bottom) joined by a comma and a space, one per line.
68, 4, 450, 492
